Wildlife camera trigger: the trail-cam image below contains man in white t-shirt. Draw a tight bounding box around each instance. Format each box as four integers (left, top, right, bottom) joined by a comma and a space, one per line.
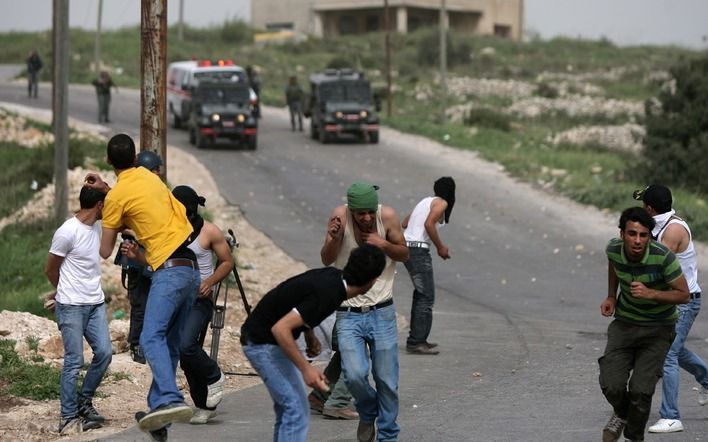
45, 186, 113, 435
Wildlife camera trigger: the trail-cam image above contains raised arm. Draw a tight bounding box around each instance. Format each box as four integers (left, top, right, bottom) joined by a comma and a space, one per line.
321, 205, 347, 266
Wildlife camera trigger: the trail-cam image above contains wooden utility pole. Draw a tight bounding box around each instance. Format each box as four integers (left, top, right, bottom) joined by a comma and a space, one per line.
383, 0, 392, 117
141, 0, 168, 181
53, 0, 69, 222
439, 0, 447, 123
94, 0, 103, 72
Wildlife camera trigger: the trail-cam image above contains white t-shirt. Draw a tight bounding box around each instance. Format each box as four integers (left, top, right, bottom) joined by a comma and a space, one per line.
49, 217, 105, 305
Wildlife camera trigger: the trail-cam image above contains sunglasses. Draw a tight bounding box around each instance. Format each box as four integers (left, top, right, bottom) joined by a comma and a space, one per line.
632, 186, 648, 201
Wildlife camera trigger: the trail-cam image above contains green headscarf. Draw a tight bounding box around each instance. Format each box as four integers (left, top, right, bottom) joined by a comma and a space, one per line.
347, 181, 379, 211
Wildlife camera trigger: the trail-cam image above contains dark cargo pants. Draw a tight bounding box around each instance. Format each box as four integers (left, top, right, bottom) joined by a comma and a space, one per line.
598, 319, 675, 441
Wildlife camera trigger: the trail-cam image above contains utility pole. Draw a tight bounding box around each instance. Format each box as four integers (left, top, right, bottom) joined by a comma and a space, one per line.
178, 0, 184, 42
439, 0, 447, 123
141, 0, 168, 181
383, 0, 391, 117
53, 0, 69, 222
94, 0, 103, 72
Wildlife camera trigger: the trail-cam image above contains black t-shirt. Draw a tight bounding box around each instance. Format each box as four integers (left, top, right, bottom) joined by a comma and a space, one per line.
241, 267, 346, 345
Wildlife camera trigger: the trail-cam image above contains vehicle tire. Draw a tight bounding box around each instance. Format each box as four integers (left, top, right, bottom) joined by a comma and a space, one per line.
172, 111, 181, 129
195, 131, 208, 149
310, 120, 318, 140
247, 135, 257, 150
319, 126, 329, 144
369, 131, 379, 144
188, 128, 196, 145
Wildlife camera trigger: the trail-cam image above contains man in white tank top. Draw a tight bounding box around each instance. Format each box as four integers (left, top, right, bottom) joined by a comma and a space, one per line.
401, 177, 455, 355
635, 185, 708, 434
322, 181, 408, 442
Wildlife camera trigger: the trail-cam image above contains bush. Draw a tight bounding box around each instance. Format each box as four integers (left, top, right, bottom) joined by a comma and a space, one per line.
415, 28, 471, 68
220, 19, 253, 44
464, 108, 511, 131
0, 339, 61, 400
535, 82, 559, 99
640, 55, 708, 193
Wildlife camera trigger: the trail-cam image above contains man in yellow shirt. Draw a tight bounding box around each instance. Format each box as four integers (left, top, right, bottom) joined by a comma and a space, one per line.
85, 134, 200, 440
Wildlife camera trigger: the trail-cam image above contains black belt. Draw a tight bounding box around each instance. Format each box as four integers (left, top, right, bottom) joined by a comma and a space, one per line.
155, 258, 197, 271
691, 292, 701, 299
337, 299, 393, 313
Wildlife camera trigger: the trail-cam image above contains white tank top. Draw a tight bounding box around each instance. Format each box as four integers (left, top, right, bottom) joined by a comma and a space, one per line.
404, 196, 437, 243
335, 205, 396, 307
188, 234, 214, 283
658, 218, 701, 294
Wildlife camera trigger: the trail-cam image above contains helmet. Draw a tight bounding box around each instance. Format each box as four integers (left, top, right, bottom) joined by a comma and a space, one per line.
136, 150, 162, 172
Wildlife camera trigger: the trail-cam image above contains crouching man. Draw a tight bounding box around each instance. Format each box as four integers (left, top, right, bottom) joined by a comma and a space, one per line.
45, 186, 113, 434
240, 244, 386, 442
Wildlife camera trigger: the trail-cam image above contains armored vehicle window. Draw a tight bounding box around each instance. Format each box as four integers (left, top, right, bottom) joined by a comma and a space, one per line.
320, 81, 371, 103
195, 85, 250, 104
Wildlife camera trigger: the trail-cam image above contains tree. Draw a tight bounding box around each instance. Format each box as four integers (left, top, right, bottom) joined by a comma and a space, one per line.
641, 55, 708, 193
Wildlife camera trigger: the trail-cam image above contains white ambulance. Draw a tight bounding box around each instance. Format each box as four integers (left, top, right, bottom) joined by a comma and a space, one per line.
167, 59, 258, 129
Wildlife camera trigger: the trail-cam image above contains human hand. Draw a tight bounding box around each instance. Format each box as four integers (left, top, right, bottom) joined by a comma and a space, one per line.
361, 231, 385, 248
630, 281, 652, 299
305, 333, 321, 358
197, 282, 212, 299
600, 297, 616, 317
303, 366, 329, 393
437, 245, 451, 260
327, 216, 343, 240
120, 239, 138, 259
84, 173, 110, 193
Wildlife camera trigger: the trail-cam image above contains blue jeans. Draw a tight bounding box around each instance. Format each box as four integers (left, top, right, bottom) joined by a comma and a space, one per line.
659, 296, 708, 419
55, 302, 112, 419
140, 266, 200, 410
242, 343, 309, 442
180, 297, 221, 409
404, 247, 435, 347
337, 304, 400, 442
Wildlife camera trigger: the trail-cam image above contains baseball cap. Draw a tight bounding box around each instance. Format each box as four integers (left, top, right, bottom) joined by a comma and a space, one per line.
347, 181, 379, 211
632, 184, 672, 213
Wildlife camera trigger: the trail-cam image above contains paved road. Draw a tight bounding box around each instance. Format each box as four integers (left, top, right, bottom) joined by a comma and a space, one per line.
2, 78, 708, 441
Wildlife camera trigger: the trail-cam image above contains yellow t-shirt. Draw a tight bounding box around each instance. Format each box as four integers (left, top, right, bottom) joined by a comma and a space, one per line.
102, 167, 193, 269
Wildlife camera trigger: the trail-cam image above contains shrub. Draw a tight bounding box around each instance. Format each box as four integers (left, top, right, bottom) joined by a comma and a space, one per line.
535, 82, 559, 99
220, 19, 253, 44
464, 108, 511, 131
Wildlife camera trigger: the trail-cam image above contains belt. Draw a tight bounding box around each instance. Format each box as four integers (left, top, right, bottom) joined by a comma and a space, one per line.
691, 292, 701, 299
337, 299, 393, 313
406, 241, 429, 249
155, 258, 197, 271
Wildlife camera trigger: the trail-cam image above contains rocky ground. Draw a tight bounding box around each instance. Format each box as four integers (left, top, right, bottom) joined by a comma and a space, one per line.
0, 104, 308, 440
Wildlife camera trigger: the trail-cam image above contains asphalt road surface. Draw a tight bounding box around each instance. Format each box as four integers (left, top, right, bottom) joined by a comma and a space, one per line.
2, 77, 708, 441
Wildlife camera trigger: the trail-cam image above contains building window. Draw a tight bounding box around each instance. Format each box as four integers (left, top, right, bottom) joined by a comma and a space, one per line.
494, 24, 511, 38
266, 22, 294, 31
366, 14, 379, 32
338, 15, 357, 34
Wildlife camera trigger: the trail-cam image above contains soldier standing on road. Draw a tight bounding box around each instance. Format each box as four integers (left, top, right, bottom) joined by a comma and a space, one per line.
246, 65, 261, 118
401, 176, 455, 355
45, 186, 112, 435
26, 49, 42, 98
629, 185, 708, 434
91, 71, 117, 123
322, 182, 408, 442
599, 206, 689, 442
240, 245, 386, 442
285, 75, 304, 132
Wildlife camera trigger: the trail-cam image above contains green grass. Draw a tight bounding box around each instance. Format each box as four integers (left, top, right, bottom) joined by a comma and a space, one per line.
0, 339, 61, 400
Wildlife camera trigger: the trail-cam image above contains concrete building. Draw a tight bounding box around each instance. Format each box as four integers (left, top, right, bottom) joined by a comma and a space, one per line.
251, 0, 524, 40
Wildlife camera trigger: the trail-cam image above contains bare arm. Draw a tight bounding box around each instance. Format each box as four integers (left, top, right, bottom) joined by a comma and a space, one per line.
199, 223, 234, 298
45, 253, 65, 288
660, 223, 689, 254
375, 206, 409, 262
425, 198, 450, 259
321, 206, 347, 265
100, 227, 120, 260
601, 262, 618, 317
631, 275, 690, 304
271, 310, 328, 392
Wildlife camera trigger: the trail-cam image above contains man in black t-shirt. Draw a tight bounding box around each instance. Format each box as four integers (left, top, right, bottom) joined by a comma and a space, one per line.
241, 244, 385, 442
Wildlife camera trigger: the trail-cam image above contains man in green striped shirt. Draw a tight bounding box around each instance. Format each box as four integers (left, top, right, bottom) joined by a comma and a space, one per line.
599, 206, 689, 442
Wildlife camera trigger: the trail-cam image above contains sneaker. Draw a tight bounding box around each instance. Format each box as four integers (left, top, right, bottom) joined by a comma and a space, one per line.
357, 420, 375, 442
699, 386, 708, 405
648, 418, 684, 433
406, 343, 440, 355
323, 406, 359, 420
190, 408, 217, 424
424, 342, 439, 349
137, 402, 192, 432
58, 416, 82, 435
135, 412, 168, 441
206, 371, 225, 408
308, 392, 325, 414
131, 345, 146, 364
602, 413, 627, 442
79, 398, 105, 423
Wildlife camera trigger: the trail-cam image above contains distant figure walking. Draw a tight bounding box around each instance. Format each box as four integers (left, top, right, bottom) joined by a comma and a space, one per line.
91, 71, 117, 123
285, 76, 304, 131
246, 65, 261, 118
26, 49, 42, 98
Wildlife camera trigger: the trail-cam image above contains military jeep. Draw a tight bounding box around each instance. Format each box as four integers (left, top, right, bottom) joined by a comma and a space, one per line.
187, 79, 258, 150
305, 69, 381, 144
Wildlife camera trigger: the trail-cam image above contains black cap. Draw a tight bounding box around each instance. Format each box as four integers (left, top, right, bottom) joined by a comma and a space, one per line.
136, 150, 162, 172
172, 185, 205, 216
633, 184, 672, 214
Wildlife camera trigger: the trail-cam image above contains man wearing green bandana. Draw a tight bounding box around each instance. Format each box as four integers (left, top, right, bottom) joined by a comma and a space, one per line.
321, 181, 408, 442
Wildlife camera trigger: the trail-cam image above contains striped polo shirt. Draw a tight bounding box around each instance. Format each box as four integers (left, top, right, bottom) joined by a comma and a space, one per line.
606, 237, 683, 325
